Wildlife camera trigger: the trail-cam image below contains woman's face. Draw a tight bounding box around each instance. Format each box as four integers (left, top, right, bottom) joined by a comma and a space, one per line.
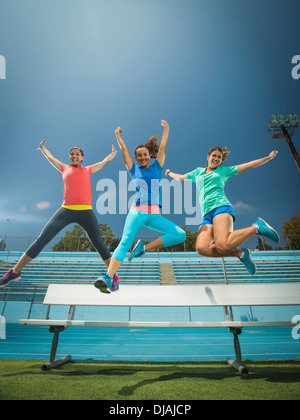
69, 149, 84, 166
135, 147, 150, 168
207, 149, 223, 170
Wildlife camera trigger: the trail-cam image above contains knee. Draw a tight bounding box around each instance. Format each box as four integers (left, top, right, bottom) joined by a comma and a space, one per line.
196, 243, 206, 256
163, 228, 186, 248
177, 229, 186, 243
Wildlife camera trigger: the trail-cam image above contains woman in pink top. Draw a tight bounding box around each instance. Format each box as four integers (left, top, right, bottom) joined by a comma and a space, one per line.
0, 140, 119, 290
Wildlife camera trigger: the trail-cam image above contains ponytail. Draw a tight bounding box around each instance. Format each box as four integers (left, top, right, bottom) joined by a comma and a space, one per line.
221, 147, 230, 162
135, 135, 160, 158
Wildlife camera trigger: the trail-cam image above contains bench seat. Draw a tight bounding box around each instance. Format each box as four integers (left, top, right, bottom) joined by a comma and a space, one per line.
39, 283, 300, 307
19, 282, 300, 373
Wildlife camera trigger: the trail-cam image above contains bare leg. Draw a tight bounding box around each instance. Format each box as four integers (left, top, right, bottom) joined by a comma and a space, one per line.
213, 213, 256, 254
144, 237, 164, 252
196, 224, 242, 258
13, 254, 33, 273
103, 258, 111, 269
107, 258, 122, 278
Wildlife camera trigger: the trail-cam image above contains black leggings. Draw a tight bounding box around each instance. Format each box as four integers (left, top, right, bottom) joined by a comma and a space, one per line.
26, 207, 111, 261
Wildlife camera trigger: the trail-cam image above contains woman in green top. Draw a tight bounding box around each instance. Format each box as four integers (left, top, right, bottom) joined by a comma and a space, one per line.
165, 146, 279, 275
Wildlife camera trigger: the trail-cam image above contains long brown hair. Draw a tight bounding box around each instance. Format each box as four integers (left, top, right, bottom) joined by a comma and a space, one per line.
207, 146, 230, 162
135, 135, 159, 158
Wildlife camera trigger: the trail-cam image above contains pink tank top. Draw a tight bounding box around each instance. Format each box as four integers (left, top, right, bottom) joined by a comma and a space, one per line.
61, 164, 93, 206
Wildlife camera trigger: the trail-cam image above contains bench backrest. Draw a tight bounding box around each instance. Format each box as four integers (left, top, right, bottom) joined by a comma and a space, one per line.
43, 283, 300, 307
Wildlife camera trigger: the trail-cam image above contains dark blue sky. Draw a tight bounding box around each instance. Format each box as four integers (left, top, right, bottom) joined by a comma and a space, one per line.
0, 0, 299, 249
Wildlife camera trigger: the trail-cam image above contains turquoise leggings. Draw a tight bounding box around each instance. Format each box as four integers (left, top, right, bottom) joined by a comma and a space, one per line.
112, 209, 186, 263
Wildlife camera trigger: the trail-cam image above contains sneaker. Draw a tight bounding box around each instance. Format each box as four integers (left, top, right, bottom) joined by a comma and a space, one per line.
0, 269, 21, 288
128, 239, 145, 262
253, 217, 280, 243
111, 274, 120, 292
239, 248, 256, 275
94, 273, 112, 294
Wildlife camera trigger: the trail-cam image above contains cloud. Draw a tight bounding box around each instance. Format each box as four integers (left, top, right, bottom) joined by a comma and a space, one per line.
36, 201, 51, 210
0, 210, 46, 225
232, 201, 257, 214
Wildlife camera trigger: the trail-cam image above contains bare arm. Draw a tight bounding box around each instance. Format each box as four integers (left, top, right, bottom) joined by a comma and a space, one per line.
90, 145, 118, 174
237, 150, 278, 174
114, 127, 134, 170
156, 120, 169, 167
37, 140, 63, 172
165, 169, 188, 181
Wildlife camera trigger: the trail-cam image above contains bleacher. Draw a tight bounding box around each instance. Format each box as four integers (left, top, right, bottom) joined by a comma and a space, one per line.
1, 250, 300, 323
0, 255, 160, 318
174, 251, 300, 284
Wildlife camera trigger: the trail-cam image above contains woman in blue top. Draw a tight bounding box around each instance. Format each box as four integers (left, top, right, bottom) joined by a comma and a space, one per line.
166, 146, 280, 275
94, 120, 186, 293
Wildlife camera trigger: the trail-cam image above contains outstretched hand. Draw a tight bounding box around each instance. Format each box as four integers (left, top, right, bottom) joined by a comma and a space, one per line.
111, 144, 117, 155
37, 139, 46, 151
115, 127, 122, 135
269, 150, 278, 159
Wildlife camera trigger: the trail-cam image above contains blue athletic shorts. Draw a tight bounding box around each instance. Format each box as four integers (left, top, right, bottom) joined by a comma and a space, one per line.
200, 205, 235, 226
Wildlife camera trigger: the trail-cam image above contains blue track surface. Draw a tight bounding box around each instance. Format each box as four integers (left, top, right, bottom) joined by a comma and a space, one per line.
1, 250, 300, 363
1, 324, 300, 362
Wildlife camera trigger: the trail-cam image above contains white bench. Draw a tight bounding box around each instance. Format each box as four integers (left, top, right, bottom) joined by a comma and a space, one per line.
19, 283, 300, 373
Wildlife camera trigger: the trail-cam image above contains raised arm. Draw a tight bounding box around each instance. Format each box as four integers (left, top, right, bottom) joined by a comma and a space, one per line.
90, 144, 118, 174
156, 120, 169, 167
165, 169, 188, 181
237, 150, 278, 174
114, 127, 134, 170
37, 140, 63, 172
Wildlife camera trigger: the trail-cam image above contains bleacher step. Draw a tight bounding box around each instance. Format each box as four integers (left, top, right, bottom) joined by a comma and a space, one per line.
159, 263, 177, 285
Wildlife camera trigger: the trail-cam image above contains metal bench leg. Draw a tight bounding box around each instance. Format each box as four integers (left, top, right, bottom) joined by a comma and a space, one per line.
226, 327, 248, 375
42, 326, 71, 371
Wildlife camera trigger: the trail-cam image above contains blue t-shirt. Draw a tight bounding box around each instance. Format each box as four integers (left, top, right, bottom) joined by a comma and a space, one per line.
129, 159, 162, 207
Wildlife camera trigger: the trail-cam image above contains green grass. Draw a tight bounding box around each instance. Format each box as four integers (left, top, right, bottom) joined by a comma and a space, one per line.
0, 359, 300, 400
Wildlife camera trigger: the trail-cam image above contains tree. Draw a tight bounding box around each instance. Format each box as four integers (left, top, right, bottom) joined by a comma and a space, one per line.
51, 225, 87, 252
282, 215, 300, 250
256, 237, 273, 251
51, 223, 119, 252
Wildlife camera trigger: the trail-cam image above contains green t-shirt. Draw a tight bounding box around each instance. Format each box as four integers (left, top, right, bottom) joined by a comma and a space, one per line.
186, 165, 238, 216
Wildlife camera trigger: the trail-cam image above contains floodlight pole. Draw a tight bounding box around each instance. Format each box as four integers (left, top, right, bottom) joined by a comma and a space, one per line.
281, 126, 300, 172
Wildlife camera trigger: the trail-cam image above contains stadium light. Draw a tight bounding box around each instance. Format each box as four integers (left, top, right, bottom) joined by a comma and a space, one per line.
268, 113, 300, 171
